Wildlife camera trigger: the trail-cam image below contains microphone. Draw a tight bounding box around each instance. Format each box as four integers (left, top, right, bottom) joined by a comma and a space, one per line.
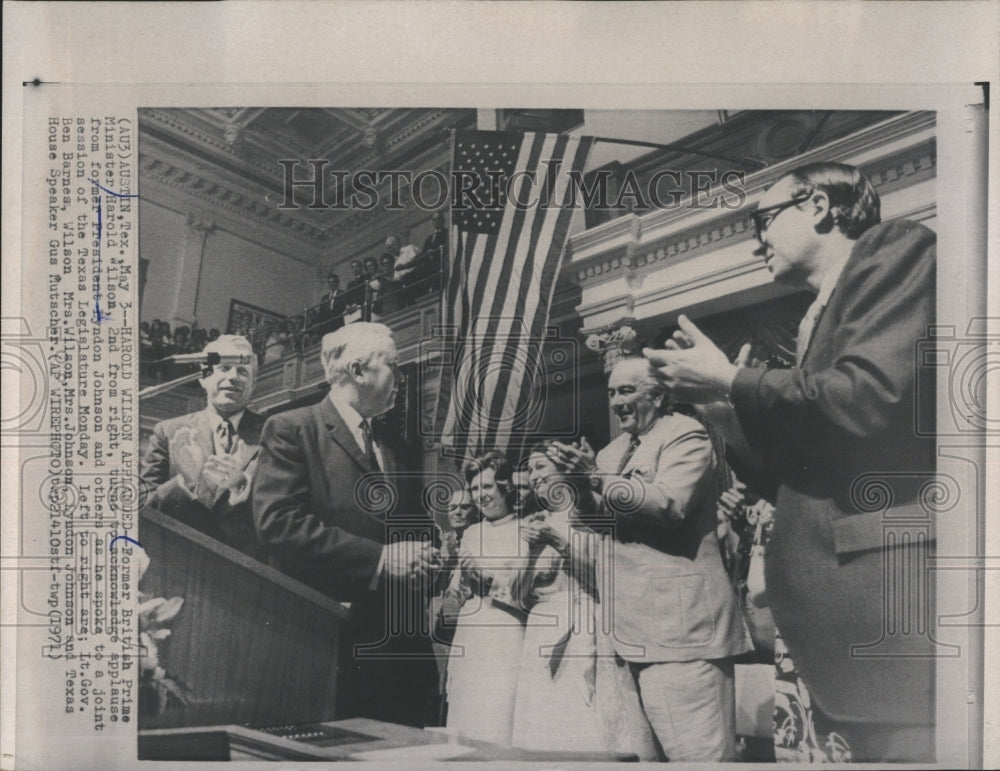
167, 352, 255, 367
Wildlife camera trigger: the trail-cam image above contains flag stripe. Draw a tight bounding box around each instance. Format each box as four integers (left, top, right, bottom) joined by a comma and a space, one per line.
468, 133, 552, 451
438, 130, 592, 461
490, 135, 586, 447
480, 134, 567, 442
457, 133, 546, 453
506, 136, 594, 443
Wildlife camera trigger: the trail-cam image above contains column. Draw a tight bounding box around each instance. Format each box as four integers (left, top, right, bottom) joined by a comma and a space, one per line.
170, 214, 215, 327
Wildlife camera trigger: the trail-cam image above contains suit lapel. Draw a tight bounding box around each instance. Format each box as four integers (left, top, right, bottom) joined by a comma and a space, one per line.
319, 397, 375, 474
234, 410, 263, 471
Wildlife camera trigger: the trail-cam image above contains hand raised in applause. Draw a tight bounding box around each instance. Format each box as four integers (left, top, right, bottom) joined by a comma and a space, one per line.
644, 315, 742, 404
200, 453, 248, 495
520, 514, 569, 555
546, 437, 597, 478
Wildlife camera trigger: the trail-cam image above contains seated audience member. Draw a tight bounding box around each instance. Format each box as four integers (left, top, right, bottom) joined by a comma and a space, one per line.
139, 335, 266, 561
512, 440, 656, 758
208, 328, 221, 342
546, 356, 752, 761
444, 451, 527, 746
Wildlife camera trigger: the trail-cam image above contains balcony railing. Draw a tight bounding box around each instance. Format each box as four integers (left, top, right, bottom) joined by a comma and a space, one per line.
140, 272, 442, 431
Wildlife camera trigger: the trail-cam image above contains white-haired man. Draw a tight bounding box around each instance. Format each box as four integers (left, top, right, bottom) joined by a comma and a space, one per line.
253, 322, 438, 726
140, 334, 266, 560
548, 355, 752, 761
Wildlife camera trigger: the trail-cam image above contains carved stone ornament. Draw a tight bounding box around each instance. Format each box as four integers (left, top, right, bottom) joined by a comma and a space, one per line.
585, 321, 645, 373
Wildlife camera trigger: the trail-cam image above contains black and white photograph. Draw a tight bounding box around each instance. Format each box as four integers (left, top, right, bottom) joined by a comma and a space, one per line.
2, 3, 996, 770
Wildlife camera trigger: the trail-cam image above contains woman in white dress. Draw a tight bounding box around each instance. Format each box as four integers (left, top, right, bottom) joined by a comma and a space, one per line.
511, 440, 656, 759
444, 451, 528, 746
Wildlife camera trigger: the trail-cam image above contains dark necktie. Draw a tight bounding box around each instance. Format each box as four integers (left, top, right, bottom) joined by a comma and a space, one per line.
616, 433, 640, 474
218, 419, 235, 454
361, 419, 380, 471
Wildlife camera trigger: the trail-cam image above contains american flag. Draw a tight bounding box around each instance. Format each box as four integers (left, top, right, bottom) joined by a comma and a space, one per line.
436, 130, 593, 461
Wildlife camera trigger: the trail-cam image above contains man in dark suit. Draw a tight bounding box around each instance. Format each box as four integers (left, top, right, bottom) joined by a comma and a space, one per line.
411, 211, 447, 296
316, 272, 345, 335
646, 162, 936, 761
139, 335, 266, 561
252, 322, 438, 726
343, 259, 366, 323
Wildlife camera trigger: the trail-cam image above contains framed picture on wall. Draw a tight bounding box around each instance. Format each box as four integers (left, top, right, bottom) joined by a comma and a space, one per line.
226, 299, 284, 336
226, 299, 286, 359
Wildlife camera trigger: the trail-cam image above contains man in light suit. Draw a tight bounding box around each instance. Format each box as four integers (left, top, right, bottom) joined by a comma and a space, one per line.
549, 355, 752, 761
252, 322, 438, 727
646, 162, 937, 761
139, 334, 266, 561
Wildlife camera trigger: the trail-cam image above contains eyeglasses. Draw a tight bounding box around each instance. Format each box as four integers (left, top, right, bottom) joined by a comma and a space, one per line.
750, 191, 812, 242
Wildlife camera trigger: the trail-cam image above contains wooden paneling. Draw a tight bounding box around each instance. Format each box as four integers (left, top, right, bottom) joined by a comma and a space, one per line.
139, 508, 348, 729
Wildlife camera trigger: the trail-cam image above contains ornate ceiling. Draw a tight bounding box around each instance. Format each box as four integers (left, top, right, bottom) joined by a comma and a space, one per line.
138, 107, 477, 262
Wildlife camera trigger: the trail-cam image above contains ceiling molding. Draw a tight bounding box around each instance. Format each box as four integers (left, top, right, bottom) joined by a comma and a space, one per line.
566, 113, 937, 293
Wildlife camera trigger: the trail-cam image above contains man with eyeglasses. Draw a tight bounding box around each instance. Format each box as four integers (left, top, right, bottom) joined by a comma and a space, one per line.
644, 162, 937, 762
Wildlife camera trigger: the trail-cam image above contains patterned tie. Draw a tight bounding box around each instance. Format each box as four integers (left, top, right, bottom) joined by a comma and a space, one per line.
616, 433, 641, 474
218, 419, 235, 454
361, 419, 380, 471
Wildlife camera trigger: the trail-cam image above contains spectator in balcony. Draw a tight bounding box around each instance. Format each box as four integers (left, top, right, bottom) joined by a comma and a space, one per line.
317, 272, 346, 335
139, 334, 266, 561
344, 259, 366, 324
174, 325, 191, 352
190, 326, 208, 354
383, 234, 419, 282
379, 253, 404, 315
412, 211, 448, 296
263, 319, 295, 364
363, 256, 383, 320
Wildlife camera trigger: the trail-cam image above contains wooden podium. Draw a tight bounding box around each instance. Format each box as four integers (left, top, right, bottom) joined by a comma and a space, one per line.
139, 507, 350, 731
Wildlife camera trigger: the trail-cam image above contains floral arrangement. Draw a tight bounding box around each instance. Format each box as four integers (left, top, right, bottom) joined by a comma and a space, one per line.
136, 548, 193, 717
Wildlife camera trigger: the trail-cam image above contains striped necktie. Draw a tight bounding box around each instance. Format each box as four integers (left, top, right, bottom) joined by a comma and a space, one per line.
217, 419, 235, 454
616, 433, 641, 474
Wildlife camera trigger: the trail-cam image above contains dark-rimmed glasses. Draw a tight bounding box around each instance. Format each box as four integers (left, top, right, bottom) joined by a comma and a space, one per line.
750, 192, 812, 242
